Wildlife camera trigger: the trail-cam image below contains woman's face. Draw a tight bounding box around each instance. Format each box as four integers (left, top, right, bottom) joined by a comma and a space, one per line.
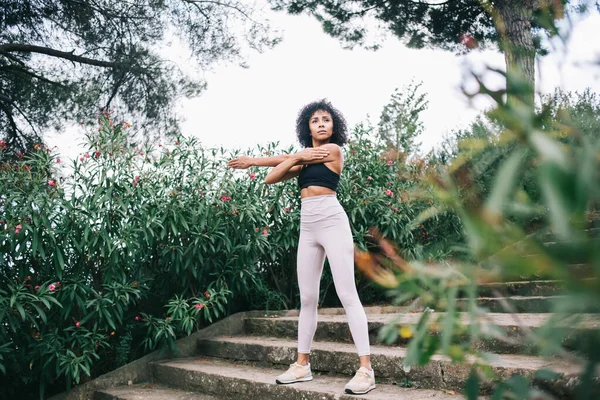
309, 110, 333, 143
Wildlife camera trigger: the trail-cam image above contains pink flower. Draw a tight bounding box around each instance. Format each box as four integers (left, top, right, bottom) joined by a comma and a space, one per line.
460, 33, 478, 49
262, 229, 268, 235
392, 207, 398, 213
94, 151, 101, 158
56, 158, 61, 163
255, 228, 259, 232
158, 144, 163, 147
195, 304, 203, 309
367, 176, 372, 181
80, 157, 85, 162
135, 316, 140, 321
35, 285, 40, 291
0, 140, 6, 149
48, 284, 56, 291
16, 224, 22, 229
48, 179, 56, 187
204, 291, 211, 298
285, 207, 290, 212
134, 176, 139, 181
249, 173, 256, 180
17, 152, 24, 159
75, 321, 80, 328
385, 189, 394, 197
132, 180, 138, 186
84, 153, 90, 159
387, 160, 393, 166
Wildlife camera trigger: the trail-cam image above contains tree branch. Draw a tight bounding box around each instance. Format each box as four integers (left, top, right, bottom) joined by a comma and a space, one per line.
0, 44, 121, 68
105, 72, 130, 109
0, 51, 27, 67
0, 100, 23, 145
1, 64, 68, 88
410, 0, 452, 6
181, 0, 259, 25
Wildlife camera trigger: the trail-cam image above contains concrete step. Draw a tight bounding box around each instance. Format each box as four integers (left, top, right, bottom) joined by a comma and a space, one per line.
476, 280, 564, 297
536, 227, 600, 241
95, 384, 219, 399
458, 295, 565, 313
243, 312, 600, 355
476, 279, 598, 297
510, 243, 598, 263
150, 357, 464, 399
196, 335, 582, 397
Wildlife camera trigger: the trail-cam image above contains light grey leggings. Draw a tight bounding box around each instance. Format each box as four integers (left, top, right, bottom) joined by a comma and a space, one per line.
297, 194, 370, 356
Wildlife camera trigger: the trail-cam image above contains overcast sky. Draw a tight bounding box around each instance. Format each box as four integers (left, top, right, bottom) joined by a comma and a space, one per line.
47, 5, 600, 161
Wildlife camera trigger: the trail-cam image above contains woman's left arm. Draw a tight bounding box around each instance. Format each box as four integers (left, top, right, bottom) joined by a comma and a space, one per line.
264, 145, 341, 184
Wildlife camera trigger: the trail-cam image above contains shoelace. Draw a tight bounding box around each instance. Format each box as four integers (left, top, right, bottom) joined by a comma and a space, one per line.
354, 370, 372, 381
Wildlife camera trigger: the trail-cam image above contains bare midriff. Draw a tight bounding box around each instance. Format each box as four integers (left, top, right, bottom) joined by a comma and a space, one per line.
300, 186, 336, 198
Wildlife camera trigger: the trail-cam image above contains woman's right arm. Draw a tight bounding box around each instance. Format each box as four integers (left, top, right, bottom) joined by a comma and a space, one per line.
228, 148, 329, 169
227, 154, 291, 169
264, 156, 302, 184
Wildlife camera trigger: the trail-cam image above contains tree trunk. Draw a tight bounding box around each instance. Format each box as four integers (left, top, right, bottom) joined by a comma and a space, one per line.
492, 0, 537, 108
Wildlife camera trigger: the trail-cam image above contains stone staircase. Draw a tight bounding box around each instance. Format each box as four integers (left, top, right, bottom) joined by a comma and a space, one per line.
91, 303, 600, 400
73, 218, 600, 400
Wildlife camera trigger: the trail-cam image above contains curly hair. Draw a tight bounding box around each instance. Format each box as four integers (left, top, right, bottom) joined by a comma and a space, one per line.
295, 99, 348, 148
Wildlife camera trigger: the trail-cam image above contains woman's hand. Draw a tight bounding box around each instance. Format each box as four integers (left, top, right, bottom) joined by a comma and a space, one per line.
294, 147, 330, 162
227, 156, 253, 169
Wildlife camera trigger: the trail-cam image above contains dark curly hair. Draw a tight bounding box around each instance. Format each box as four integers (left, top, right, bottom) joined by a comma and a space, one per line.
295, 99, 348, 148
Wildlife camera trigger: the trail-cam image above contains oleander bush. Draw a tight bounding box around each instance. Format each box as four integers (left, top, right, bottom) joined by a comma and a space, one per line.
0, 110, 450, 398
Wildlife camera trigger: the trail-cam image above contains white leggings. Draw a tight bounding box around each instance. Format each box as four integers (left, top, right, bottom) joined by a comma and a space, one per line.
297, 194, 370, 356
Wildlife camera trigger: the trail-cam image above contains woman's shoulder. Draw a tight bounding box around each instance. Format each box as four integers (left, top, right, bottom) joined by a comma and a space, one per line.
320, 143, 342, 154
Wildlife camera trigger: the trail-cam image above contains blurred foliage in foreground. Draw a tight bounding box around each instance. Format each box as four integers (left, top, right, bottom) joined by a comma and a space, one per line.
356, 72, 600, 398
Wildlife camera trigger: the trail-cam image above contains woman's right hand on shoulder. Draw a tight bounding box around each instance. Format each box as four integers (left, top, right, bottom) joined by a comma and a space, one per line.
227, 156, 253, 169
294, 147, 330, 162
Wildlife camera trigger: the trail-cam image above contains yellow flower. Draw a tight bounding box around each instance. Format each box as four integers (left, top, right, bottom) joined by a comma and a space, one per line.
399, 325, 413, 339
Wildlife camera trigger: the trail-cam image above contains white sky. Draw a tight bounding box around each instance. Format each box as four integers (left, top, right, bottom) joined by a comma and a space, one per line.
47, 6, 600, 161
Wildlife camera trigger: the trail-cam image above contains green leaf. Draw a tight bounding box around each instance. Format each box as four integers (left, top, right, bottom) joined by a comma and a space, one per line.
31, 303, 47, 323
530, 131, 568, 170
539, 165, 572, 241
45, 295, 63, 308
55, 248, 65, 279
441, 285, 458, 354
15, 303, 26, 321
466, 368, 481, 400
102, 308, 116, 330
484, 148, 525, 216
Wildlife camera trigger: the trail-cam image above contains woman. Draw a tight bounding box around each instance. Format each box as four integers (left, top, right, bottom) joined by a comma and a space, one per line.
227, 100, 375, 395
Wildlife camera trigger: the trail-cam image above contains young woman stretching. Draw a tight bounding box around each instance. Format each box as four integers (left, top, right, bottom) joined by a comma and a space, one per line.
227, 100, 375, 395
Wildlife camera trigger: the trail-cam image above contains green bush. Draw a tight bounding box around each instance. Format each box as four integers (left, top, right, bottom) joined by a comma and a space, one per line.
1, 110, 452, 398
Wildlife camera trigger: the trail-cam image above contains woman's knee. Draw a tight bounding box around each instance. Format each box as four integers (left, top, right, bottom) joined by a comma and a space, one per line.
337, 289, 361, 308
300, 292, 319, 309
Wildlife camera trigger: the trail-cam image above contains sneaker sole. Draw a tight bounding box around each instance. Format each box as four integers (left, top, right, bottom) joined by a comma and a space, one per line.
276, 375, 313, 384
345, 385, 376, 395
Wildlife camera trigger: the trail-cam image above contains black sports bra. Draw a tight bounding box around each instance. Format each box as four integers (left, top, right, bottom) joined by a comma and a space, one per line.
298, 163, 340, 191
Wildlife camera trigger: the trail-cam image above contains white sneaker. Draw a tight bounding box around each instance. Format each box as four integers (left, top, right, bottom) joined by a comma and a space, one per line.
275, 362, 313, 384
344, 366, 376, 395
